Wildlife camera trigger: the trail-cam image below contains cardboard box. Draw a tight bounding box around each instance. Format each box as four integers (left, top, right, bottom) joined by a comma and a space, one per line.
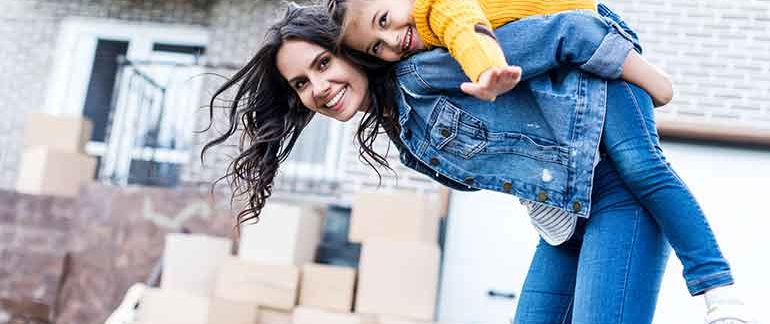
258, 309, 292, 324
299, 263, 356, 312
293, 306, 364, 324
15, 147, 97, 197
238, 202, 323, 266
136, 288, 209, 324
349, 192, 439, 243
161, 234, 232, 297
355, 239, 441, 321
213, 257, 299, 311
23, 112, 93, 153
207, 298, 259, 324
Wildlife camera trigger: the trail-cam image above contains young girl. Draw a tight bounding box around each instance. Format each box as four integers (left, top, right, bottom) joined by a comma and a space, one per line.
327, 0, 749, 322
327, 0, 673, 106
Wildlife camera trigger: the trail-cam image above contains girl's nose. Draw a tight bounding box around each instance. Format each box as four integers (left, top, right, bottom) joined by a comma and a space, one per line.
384, 30, 401, 50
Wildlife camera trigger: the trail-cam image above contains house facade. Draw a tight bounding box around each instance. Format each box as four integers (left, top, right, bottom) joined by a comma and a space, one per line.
1, 0, 768, 203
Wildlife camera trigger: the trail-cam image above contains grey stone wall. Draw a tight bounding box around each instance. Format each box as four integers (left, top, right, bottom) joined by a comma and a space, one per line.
0, 183, 236, 324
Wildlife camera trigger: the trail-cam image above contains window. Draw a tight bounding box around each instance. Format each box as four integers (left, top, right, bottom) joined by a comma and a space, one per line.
45, 18, 208, 186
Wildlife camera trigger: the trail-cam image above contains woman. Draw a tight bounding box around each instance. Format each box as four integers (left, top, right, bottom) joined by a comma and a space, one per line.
202, 4, 671, 323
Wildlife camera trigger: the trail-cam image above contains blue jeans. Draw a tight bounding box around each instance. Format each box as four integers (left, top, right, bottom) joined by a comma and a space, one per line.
514, 156, 669, 324
513, 158, 670, 324
602, 80, 733, 295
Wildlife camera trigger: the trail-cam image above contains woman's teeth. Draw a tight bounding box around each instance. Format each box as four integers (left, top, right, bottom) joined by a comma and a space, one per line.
325, 86, 346, 109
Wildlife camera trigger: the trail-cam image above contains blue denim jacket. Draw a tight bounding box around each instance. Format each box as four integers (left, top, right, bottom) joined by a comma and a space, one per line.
393, 7, 640, 218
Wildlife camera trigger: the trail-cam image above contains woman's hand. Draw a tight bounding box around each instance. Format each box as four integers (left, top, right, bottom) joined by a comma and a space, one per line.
461, 65, 522, 101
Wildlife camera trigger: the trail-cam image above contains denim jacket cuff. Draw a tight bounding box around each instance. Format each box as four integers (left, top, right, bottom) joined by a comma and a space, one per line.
579, 31, 634, 79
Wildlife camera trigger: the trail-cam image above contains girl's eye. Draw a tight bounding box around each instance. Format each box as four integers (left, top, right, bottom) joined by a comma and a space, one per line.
294, 80, 307, 90
379, 12, 388, 28
372, 42, 382, 55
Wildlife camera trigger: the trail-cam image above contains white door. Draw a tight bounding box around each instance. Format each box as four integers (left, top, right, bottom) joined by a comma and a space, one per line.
438, 141, 770, 323
650, 142, 770, 324
437, 190, 539, 323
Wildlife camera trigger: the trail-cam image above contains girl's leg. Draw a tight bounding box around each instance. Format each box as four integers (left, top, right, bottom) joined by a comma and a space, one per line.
572, 159, 670, 323
601, 80, 733, 295
513, 236, 579, 324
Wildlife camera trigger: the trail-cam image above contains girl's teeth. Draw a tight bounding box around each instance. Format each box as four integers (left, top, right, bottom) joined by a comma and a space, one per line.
405, 28, 412, 50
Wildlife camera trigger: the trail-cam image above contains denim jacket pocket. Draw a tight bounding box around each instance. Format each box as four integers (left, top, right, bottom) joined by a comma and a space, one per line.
429, 98, 488, 159
484, 131, 571, 166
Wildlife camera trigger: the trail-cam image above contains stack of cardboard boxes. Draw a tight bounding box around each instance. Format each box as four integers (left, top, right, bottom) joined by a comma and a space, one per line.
134, 191, 447, 324
351, 192, 442, 323
15, 112, 97, 197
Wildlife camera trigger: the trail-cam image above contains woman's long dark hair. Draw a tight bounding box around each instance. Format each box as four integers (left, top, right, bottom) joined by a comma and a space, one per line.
202, 4, 400, 226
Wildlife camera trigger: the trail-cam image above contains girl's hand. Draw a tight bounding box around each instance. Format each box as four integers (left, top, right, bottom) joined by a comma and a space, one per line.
461, 65, 522, 101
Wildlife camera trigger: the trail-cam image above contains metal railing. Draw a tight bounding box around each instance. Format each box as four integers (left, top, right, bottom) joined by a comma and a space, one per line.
99, 57, 190, 186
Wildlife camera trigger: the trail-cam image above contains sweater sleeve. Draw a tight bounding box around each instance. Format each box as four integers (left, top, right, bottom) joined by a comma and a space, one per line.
424, 0, 509, 82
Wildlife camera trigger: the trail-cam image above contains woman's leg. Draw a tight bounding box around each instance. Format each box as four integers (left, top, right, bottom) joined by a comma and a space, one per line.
571, 159, 670, 323
514, 159, 668, 324
601, 80, 733, 296
513, 236, 580, 324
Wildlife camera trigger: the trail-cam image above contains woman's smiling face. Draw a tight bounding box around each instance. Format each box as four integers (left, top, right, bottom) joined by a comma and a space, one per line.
276, 39, 370, 122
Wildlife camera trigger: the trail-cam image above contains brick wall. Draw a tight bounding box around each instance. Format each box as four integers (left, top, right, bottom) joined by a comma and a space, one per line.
606, 0, 770, 126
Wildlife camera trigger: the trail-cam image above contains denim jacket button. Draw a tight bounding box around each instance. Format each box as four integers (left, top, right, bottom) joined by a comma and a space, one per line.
463, 177, 475, 185
430, 158, 440, 166
502, 182, 513, 192
537, 191, 548, 202
572, 201, 582, 212
440, 128, 451, 138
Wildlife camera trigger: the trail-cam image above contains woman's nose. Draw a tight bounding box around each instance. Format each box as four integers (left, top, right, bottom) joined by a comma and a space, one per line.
312, 78, 331, 99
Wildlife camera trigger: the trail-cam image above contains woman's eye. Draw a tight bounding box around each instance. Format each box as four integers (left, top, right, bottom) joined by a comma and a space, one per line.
319, 56, 330, 69
294, 80, 306, 90
372, 42, 382, 54
379, 13, 388, 28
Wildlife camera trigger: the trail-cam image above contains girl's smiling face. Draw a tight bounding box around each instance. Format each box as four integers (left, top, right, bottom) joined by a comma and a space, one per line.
276, 39, 370, 122
341, 0, 425, 62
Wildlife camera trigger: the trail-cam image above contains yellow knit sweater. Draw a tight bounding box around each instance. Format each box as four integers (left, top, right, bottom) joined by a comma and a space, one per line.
413, 0, 597, 82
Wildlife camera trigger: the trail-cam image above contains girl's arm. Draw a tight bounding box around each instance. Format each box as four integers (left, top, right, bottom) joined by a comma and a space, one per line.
406, 11, 638, 93
414, 0, 509, 83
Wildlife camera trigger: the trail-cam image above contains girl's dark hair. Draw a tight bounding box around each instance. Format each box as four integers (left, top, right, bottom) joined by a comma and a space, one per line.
202, 3, 400, 226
